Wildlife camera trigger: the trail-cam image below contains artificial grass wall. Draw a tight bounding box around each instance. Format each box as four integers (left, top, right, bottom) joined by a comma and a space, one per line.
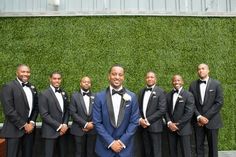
0, 16, 235, 150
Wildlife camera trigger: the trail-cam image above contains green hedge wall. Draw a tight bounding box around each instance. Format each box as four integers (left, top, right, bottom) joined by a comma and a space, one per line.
0, 16, 235, 150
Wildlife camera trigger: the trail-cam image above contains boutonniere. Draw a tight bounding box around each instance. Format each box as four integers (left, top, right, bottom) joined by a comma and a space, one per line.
30, 85, 37, 94
152, 91, 156, 96
91, 96, 95, 99
178, 95, 183, 99
123, 93, 131, 102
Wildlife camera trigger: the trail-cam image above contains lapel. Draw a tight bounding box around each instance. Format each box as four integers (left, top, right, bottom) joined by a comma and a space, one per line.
140, 89, 145, 113
13, 80, 30, 110
116, 88, 127, 128
203, 78, 211, 105
170, 90, 175, 114
88, 94, 94, 115
172, 89, 184, 114
78, 92, 88, 115
196, 81, 202, 105
48, 87, 63, 113
106, 88, 116, 128
146, 86, 156, 111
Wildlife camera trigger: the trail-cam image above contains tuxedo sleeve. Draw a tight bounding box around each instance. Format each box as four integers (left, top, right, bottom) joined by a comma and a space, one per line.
165, 94, 171, 123
147, 91, 166, 124
38, 93, 61, 130
177, 92, 194, 130
119, 94, 140, 146
0, 84, 26, 129
93, 95, 115, 147
204, 82, 223, 120
69, 94, 87, 127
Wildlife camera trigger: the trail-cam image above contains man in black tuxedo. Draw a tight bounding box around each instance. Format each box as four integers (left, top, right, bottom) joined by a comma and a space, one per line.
189, 63, 224, 157
70, 76, 97, 157
39, 71, 69, 157
0, 64, 38, 157
165, 75, 194, 157
138, 71, 166, 157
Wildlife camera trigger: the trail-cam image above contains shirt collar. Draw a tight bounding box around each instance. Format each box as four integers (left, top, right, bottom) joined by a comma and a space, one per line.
109, 85, 123, 94
173, 86, 183, 94
50, 85, 59, 93
16, 77, 28, 85
200, 77, 209, 84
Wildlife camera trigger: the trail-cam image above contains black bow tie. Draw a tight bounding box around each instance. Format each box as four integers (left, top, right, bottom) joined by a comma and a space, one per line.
22, 82, 30, 87
83, 92, 91, 96
145, 87, 152, 91
55, 88, 62, 93
198, 80, 206, 84
173, 89, 179, 94
112, 89, 124, 96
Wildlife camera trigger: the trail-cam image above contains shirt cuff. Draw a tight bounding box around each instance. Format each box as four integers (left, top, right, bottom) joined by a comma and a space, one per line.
108, 141, 115, 149
30, 121, 35, 126
167, 121, 172, 126
119, 140, 126, 149
197, 115, 202, 121
84, 122, 88, 128
57, 124, 62, 131
20, 123, 27, 130
145, 119, 150, 126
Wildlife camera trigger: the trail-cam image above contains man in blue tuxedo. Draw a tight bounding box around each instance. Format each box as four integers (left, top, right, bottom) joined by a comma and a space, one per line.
93, 64, 140, 157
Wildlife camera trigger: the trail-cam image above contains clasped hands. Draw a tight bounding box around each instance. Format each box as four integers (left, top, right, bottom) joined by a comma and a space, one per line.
24, 122, 35, 134
168, 121, 179, 132
197, 116, 209, 127
111, 140, 124, 153
59, 124, 68, 136
139, 118, 150, 128
82, 122, 94, 132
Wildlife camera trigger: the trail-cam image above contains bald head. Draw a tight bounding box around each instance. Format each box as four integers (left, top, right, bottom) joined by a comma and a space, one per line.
80, 76, 91, 91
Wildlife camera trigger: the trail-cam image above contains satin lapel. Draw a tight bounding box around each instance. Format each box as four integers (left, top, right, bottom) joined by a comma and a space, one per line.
117, 89, 127, 128
48, 88, 62, 113
106, 88, 116, 128
170, 91, 174, 114
78, 92, 88, 115
140, 89, 145, 114
203, 78, 211, 105
13, 80, 30, 110
146, 86, 156, 111
196, 81, 202, 105
88, 94, 94, 115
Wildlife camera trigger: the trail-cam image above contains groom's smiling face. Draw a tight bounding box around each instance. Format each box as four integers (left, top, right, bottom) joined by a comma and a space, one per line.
108, 66, 124, 89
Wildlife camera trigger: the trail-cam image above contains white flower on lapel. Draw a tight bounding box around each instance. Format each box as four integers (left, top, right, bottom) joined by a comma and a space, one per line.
31, 85, 35, 89
152, 91, 156, 96
178, 95, 183, 99
61, 92, 65, 96
123, 93, 131, 102
91, 96, 95, 99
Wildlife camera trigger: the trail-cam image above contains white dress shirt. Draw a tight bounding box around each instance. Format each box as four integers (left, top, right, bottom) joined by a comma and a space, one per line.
110, 85, 123, 126
50, 85, 64, 112
142, 85, 155, 118
17, 78, 33, 118
172, 87, 183, 113
199, 77, 209, 104
81, 89, 90, 115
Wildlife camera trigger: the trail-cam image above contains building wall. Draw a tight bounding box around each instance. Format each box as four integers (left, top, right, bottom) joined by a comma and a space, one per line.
0, 0, 236, 16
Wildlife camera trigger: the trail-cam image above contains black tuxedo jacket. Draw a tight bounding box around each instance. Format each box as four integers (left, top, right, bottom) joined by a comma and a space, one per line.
165, 88, 194, 136
39, 87, 69, 139
138, 86, 167, 133
0, 79, 38, 138
189, 78, 224, 129
70, 91, 96, 136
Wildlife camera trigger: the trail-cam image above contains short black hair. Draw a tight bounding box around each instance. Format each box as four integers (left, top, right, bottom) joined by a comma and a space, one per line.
108, 64, 125, 74
50, 71, 62, 78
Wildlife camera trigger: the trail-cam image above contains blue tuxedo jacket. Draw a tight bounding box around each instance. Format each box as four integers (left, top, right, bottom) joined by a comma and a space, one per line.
93, 87, 140, 157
